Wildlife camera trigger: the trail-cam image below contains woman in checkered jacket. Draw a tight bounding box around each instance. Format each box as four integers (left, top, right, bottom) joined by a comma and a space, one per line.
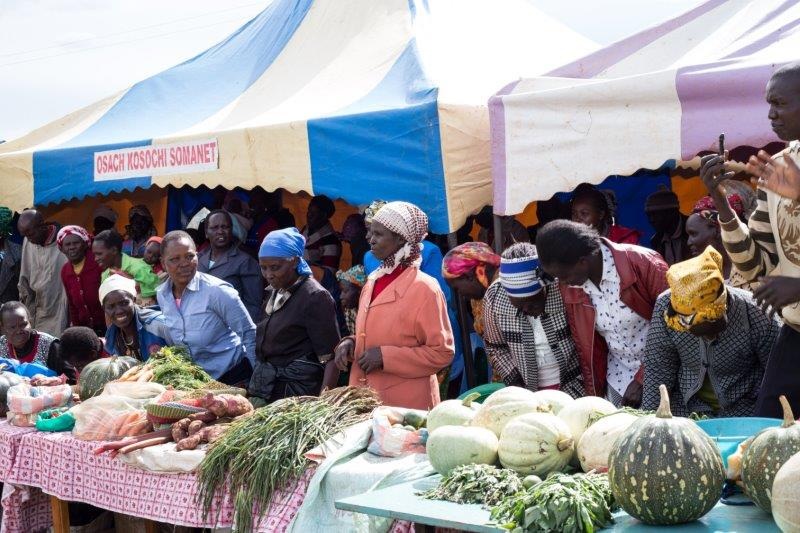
482, 243, 584, 397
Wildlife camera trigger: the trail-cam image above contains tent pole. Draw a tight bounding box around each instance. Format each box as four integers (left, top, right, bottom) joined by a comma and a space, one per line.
447, 232, 476, 391
492, 214, 503, 254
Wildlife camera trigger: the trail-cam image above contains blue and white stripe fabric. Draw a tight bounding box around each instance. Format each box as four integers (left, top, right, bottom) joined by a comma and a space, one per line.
0, 0, 597, 233
499, 255, 542, 298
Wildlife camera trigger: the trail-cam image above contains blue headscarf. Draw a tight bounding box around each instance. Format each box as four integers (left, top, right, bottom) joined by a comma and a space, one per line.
258, 227, 313, 276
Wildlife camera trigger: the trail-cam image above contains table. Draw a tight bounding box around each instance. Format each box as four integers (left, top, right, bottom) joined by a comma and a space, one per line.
335, 476, 781, 533
0, 423, 312, 533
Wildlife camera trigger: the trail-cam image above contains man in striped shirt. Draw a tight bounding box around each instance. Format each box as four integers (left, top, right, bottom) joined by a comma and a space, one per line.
700, 63, 800, 418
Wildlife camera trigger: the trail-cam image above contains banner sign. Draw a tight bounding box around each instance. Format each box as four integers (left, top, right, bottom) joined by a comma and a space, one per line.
94, 138, 219, 181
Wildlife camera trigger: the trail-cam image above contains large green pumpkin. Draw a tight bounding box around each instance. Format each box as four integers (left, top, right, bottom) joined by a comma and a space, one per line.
741, 396, 800, 513
609, 385, 724, 525
78, 356, 139, 401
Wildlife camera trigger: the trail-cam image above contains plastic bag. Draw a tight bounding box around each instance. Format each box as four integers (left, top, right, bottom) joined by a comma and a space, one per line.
70, 395, 151, 441
7, 411, 37, 427
102, 381, 165, 400
367, 407, 428, 457
7, 383, 73, 415
0, 358, 57, 378
36, 407, 75, 432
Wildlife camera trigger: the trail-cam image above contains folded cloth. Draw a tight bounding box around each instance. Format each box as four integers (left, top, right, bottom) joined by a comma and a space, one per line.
248, 358, 324, 401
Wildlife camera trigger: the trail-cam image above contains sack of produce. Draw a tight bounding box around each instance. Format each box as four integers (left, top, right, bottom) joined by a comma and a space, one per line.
7, 411, 38, 427
367, 407, 427, 457
7, 383, 73, 415
35, 407, 75, 432
71, 394, 152, 441
102, 381, 166, 400
0, 370, 25, 416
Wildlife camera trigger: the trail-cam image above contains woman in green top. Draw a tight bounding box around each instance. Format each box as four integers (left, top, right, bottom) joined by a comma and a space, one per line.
92, 230, 160, 306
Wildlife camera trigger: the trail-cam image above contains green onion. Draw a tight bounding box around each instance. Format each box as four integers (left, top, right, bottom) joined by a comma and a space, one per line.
197, 387, 380, 532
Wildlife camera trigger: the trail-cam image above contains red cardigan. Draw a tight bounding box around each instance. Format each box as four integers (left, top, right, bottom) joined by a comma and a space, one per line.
60, 254, 105, 331
559, 239, 668, 397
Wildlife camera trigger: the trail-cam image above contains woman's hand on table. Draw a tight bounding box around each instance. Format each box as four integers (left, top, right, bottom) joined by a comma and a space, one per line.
334, 338, 355, 371
358, 347, 383, 374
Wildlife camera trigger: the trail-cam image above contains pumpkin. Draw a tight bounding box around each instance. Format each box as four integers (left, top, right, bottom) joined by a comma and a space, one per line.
530, 389, 574, 414
772, 451, 800, 533
557, 396, 616, 447
498, 412, 574, 476
426, 425, 499, 475
78, 356, 139, 401
471, 386, 551, 437
577, 411, 639, 473
741, 396, 800, 513
427, 392, 481, 433
608, 385, 724, 525
0, 371, 24, 415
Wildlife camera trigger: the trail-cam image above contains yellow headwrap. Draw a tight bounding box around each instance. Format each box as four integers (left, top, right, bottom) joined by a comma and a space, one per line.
665, 246, 727, 332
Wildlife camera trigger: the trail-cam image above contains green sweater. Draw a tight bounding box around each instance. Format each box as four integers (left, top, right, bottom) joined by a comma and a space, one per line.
101, 253, 160, 298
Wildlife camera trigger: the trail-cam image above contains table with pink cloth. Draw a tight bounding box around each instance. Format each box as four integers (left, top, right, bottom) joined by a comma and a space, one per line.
0, 422, 313, 532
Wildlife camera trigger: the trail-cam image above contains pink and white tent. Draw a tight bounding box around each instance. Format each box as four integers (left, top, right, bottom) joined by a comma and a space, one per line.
490, 0, 800, 217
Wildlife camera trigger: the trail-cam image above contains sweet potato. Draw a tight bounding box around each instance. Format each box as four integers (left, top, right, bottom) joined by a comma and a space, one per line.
201, 393, 253, 418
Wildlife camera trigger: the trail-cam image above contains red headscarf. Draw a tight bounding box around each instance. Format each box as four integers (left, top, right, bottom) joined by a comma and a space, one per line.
442, 242, 501, 279
56, 225, 92, 248
692, 194, 744, 222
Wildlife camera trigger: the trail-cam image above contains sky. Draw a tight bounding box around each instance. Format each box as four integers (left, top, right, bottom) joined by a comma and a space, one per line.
0, 0, 702, 142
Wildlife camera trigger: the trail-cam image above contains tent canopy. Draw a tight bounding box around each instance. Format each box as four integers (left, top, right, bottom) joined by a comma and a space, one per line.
0, 0, 597, 233
490, 0, 798, 217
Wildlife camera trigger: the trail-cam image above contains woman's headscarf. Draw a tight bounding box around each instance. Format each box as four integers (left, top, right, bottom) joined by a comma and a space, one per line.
665, 246, 727, 332
692, 194, 745, 223
129, 205, 154, 224
442, 242, 500, 279
258, 227, 313, 276
337, 264, 367, 287
363, 200, 388, 225
0, 207, 12, 237
371, 201, 428, 278
99, 274, 137, 304
56, 225, 92, 248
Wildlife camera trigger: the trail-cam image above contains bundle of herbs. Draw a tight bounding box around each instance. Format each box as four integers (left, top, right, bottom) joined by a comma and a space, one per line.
490, 472, 616, 533
197, 387, 380, 532
148, 346, 212, 390
421, 464, 524, 507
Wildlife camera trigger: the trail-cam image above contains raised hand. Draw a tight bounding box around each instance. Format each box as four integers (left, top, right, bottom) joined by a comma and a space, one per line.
747, 150, 800, 200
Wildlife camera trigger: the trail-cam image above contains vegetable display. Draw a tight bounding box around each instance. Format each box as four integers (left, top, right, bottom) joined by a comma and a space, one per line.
741, 396, 800, 513
420, 464, 523, 507
608, 385, 724, 525
197, 387, 380, 533
145, 346, 213, 390
427, 425, 499, 475
577, 411, 640, 473
78, 356, 138, 400
471, 386, 551, 437
772, 451, 800, 533
426, 392, 481, 433
498, 412, 574, 477
491, 472, 616, 533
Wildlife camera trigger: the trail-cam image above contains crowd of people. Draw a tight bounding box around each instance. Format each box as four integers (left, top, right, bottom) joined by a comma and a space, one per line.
1, 65, 800, 419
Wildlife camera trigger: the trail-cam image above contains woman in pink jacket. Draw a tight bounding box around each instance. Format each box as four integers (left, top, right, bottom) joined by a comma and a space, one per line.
334, 202, 455, 410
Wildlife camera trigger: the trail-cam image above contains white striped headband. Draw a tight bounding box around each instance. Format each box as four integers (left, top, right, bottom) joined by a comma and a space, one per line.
499, 256, 542, 298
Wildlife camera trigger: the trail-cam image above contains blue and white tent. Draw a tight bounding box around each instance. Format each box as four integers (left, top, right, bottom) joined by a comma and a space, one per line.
1, 0, 595, 233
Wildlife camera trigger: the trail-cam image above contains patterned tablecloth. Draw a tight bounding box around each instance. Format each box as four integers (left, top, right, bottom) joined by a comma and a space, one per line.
0, 423, 314, 532
0, 423, 416, 533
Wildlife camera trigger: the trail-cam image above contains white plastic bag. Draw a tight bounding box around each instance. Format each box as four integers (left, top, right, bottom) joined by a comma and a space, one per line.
102, 381, 165, 400
70, 395, 151, 441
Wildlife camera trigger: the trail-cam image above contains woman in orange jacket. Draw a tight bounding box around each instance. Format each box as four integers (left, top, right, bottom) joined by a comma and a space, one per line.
334, 201, 454, 410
